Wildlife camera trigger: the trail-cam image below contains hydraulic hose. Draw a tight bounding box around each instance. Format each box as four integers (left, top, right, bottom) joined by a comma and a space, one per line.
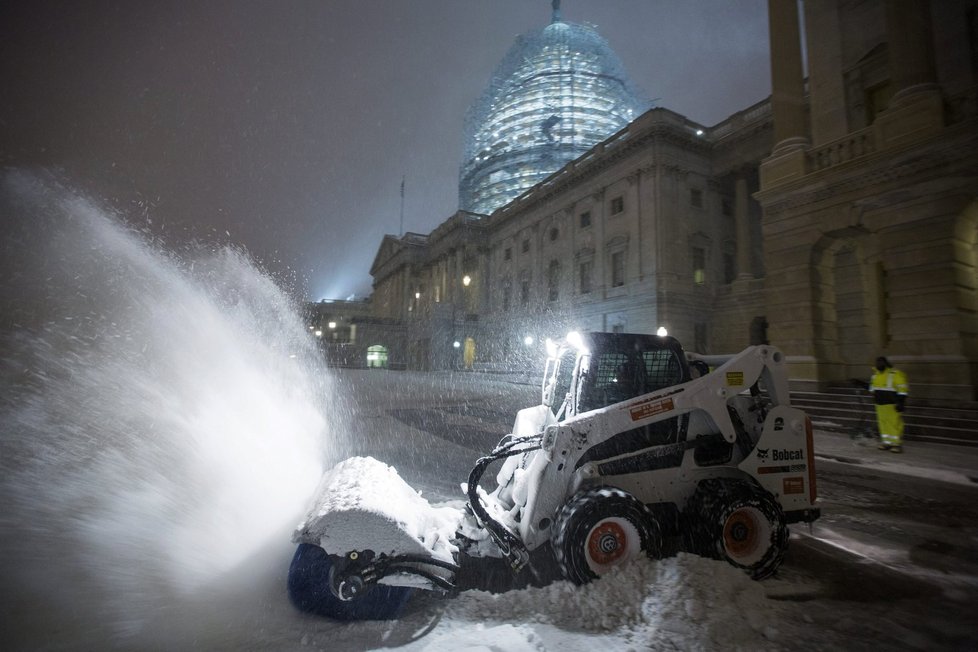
465, 434, 542, 571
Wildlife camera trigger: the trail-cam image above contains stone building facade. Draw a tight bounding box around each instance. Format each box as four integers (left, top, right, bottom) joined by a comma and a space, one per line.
753, 0, 978, 400
359, 0, 977, 400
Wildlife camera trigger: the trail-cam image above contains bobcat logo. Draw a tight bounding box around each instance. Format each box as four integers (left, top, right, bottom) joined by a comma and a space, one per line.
756, 448, 770, 461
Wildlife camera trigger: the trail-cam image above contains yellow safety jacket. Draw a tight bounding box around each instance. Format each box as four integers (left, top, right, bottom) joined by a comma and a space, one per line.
869, 367, 909, 406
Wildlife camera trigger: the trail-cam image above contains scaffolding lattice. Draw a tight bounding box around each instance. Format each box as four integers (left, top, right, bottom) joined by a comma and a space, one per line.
459, 15, 648, 215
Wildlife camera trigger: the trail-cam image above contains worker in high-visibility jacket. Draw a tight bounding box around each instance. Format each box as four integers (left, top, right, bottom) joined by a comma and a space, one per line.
869, 357, 909, 452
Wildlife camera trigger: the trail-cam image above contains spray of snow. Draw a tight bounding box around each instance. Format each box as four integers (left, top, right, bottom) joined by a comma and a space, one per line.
0, 171, 330, 636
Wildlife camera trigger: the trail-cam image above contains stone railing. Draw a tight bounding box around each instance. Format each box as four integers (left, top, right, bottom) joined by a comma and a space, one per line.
808, 127, 875, 171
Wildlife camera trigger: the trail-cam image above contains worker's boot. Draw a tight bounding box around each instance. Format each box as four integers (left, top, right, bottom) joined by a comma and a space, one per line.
890, 445, 903, 454
878, 443, 890, 450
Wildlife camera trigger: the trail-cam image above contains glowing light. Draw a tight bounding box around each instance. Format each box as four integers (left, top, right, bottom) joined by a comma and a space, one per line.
567, 331, 588, 354
524, 335, 534, 346
327, 321, 336, 329
314, 330, 323, 337
462, 274, 472, 286
695, 129, 705, 136
453, 341, 461, 348
657, 327, 668, 337
415, 292, 421, 299
545, 338, 558, 358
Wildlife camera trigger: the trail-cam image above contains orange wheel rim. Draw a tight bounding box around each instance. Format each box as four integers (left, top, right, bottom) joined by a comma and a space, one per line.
587, 521, 628, 565
723, 509, 760, 558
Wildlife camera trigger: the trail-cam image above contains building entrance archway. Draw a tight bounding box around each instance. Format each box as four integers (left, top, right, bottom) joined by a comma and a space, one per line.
366, 345, 388, 369
811, 229, 885, 382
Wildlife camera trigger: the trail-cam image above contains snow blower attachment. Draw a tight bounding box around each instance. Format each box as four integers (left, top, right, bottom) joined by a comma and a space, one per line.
289, 333, 821, 620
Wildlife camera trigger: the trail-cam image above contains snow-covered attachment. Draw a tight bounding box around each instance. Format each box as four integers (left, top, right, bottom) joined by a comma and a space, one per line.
289, 457, 462, 616
289, 332, 820, 620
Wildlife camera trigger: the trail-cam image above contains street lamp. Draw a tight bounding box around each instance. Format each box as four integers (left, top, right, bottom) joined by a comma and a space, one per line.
462, 274, 472, 287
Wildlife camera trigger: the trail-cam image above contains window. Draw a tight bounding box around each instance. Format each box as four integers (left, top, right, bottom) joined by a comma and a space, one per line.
611, 251, 625, 287
721, 198, 732, 216
723, 252, 736, 284
502, 284, 512, 311
549, 227, 559, 242
522, 239, 530, 253
693, 247, 706, 285
690, 188, 703, 208
520, 278, 530, 305
610, 196, 624, 215
504, 247, 512, 261
548, 260, 560, 301
580, 210, 591, 228
579, 260, 593, 295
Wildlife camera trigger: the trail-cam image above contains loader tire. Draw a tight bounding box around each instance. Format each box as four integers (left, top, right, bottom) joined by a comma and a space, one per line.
684, 478, 788, 580
553, 487, 661, 585
287, 544, 414, 621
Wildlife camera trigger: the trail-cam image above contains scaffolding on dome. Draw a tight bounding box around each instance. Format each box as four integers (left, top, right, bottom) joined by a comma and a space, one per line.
459, 13, 649, 216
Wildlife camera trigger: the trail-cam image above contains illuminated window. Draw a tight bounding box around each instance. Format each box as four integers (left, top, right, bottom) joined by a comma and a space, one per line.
693, 247, 706, 285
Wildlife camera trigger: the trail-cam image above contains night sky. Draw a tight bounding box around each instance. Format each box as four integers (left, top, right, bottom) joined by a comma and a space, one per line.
1, 1, 770, 300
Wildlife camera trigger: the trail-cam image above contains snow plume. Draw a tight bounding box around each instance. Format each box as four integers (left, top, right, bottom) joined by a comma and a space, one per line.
0, 171, 330, 638
442, 554, 786, 650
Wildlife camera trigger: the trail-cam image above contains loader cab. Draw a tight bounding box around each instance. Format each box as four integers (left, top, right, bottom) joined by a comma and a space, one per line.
543, 331, 691, 419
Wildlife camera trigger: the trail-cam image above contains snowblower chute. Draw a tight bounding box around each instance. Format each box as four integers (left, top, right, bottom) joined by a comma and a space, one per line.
288, 333, 820, 620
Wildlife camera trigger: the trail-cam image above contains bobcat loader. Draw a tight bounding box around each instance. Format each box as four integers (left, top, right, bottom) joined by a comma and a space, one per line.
287, 332, 820, 620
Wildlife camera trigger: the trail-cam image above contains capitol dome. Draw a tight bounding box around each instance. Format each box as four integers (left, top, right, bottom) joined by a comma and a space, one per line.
459, 5, 647, 215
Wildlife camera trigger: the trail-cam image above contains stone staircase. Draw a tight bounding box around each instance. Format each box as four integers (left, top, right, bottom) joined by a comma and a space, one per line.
790, 384, 978, 447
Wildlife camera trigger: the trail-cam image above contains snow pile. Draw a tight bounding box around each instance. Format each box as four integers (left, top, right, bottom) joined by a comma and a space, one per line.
444, 553, 788, 650
419, 624, 547, 652
293, 456, 462, 563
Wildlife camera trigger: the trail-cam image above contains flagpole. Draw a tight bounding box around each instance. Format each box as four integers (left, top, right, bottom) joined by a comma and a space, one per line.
399, 176, 405, 237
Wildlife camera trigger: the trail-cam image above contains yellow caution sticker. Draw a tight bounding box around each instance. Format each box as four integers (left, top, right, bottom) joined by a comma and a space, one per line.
726, 371, 744, 386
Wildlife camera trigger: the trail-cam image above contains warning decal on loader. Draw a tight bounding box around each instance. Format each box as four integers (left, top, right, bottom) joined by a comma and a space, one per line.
629, 397, 674, 421
726, 371, 744, 386
783, 477, 805, 494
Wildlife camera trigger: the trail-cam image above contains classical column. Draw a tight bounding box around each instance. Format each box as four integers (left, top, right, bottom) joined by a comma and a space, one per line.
735, 175, 753, 280
767, 0, 808, 151
875, 0, 943, 145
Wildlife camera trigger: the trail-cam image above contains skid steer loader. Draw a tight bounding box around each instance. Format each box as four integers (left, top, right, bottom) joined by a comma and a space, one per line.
288, 332, 820, 620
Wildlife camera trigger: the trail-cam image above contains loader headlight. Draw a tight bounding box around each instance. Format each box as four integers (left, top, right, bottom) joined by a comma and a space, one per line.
545, 338, 558, 358
566, 330, 589, 355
